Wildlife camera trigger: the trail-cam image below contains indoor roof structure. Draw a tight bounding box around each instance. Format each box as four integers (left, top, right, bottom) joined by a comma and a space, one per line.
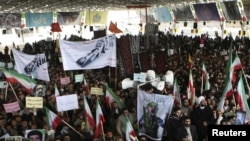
0, 0, 208, 13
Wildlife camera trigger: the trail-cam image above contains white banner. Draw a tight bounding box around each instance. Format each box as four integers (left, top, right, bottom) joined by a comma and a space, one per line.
137, 90, 174, 140
56, 94, 79, 112
12, 48, 50, 81
59, 34, 116, 71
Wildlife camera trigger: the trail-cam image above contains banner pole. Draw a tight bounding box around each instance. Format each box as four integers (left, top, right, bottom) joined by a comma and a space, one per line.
62, 119, 84, 137
8, 82, 24, 108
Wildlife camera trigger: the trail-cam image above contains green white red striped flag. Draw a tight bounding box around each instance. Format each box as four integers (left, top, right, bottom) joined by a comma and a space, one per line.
83, 74, 89, 95
93, 99, 105, 140
54, 84, 60, 97
225, 45, 232, 78
83, 95, 95, 132
230, 53, 242, 83
45, 107, 62, 130
173, 78, 181, 106
235, 74, 250, 121
188, 53, 193, 70
125, 115, 137, 141
216, 77, 233, 111
2, 68, 36, 93
105, 86, 125, 109
202, 63, 210, 91
187, 70, 195, 108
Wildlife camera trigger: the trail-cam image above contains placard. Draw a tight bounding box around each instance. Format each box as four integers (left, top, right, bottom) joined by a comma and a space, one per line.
0, 81, 8, 88
60, 77, 70, 85
75, 74, 83, 83
133, 73, 146, 82
90, 87, 103, 95
25, 97, 43, 108
3, 101, 20, 113
56, 94, 79, 112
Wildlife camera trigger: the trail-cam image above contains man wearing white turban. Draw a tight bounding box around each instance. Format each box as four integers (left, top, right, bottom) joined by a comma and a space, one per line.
195, 96, 205, 106
191, 96, 213, 141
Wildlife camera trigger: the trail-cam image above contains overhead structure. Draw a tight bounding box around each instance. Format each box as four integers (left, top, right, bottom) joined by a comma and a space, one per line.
0, 0, 204, 13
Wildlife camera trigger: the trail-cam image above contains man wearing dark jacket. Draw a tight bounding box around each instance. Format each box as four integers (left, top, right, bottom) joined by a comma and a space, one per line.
191, 96, 213, 141
175, 116, 198, 141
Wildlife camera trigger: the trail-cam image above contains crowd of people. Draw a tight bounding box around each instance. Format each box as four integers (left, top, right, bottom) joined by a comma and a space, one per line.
0, 32, 249, 141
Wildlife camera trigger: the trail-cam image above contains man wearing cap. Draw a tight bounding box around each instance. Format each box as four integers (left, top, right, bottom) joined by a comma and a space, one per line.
191, 96, 213, 141
139, 102, 164, 139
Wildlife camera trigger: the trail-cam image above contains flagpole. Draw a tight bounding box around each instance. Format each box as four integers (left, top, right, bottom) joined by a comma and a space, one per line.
4, 84, 8, 101
101, 121, 105, 141
241, 67, 250, 93
62, 119, 84, 137
232, 93, 237, 108
201, 74, 203, 95
8, 82, 24, 108
115, 66, 117, 92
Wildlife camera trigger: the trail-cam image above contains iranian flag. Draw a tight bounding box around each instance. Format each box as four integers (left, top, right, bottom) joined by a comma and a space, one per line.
125, 116, 137, 141
2, 68, 36, 93
235, 74, 250, 116
225, 45, 232, 78
230, 53, 242, 83
202, 63, 210, 91
45, 107, 62, 130
83, 74, 89, 95
188, 53, 193, 70
93, 100, 105, 140
187, 70, 195, 108
105, 86, 125, 109
216, 77, 233, 111
173, 78, 181, 106
54, 84, 60, 97
83, 95, 95, 132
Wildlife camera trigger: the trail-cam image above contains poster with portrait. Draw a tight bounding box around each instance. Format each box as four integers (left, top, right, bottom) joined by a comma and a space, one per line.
137, 89, 174, 140
25, 129, 45, 141
172, 5, 194, 21
221, 1, 242, 21
234, 110, 246, 125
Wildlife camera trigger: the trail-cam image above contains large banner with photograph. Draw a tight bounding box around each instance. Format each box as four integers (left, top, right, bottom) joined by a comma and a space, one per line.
59, 34, 116, 71
193, 3, 221, 21
25, 12, 53, 27
244, 1, 250, 20
0, 13, 21, 28
152, 6, 173, 22
137, 89, 174, 140
172, 5, 194, 21
85, 11, 108, 25
57, 12, 82, 25
12, 48, 50, 82
221, 1, 242, 21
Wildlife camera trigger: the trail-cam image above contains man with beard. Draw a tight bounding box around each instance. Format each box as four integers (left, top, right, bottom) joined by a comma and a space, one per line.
191, 96, 213, 141
139, 102, 164, 139
165, 106, 183, 141
175, 116, 198, 141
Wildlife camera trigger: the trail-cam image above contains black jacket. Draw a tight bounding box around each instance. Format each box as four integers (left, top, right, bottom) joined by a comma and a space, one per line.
175, 125, 198, 141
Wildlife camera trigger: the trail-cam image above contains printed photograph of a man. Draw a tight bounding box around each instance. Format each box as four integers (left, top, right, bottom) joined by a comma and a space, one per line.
25, 129, 45, 141
138, 102, 164, 138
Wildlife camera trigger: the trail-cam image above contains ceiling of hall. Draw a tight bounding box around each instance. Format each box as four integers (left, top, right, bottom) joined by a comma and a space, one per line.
0, 0, 200, 13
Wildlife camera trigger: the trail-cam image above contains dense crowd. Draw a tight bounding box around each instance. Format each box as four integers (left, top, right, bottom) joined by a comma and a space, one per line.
0, 33, 250, 141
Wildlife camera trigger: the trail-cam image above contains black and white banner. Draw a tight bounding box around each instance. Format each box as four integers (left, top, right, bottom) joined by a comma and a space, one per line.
137, 89, 174, 140
12, 48, 50, 81
59, 34, 116, 71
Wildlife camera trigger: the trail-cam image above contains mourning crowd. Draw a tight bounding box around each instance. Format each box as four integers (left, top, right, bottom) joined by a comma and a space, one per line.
0, 33, 250, 141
